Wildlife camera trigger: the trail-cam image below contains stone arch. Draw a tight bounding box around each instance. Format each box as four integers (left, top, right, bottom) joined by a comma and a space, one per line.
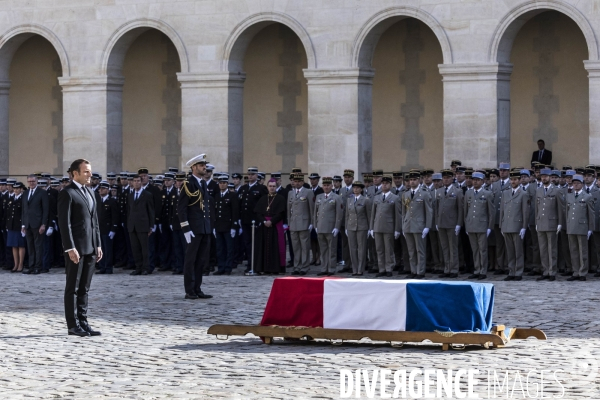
221, 11, 316, 72
489, 0, 597, 63
101, 18, 189, 77
352, 6, 452, 68
0, 24, 70, 79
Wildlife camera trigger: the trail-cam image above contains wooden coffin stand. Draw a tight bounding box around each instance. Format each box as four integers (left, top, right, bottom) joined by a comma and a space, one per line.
207, 324, 546, 351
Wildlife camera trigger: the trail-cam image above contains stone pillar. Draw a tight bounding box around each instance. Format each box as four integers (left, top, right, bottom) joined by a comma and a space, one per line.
303, 69, 374, 178
438, 63, 513, 168
0, 80, 10, 175
585, 61, 600, 165
59, 76, 124, 176
177, 72, 245, 173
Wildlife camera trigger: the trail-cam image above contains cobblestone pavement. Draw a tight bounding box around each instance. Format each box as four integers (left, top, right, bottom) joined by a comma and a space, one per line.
0, 266, 599, 399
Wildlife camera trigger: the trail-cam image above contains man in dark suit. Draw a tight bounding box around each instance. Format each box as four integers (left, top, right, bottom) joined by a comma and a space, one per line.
128, 175, 155, 276
57, 159, 102, 337
21, 174, 49, 274
97, 181, 119, 274
531, 139, 552, 165
178, 154, 213, 299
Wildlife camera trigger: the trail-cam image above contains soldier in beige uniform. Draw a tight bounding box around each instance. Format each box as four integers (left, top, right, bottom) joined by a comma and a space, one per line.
492, 163, 511, 274
565, 174, 595, 281
535, 168, 565, 281
464, 172, 494, 279
287, 173, 315, 275
401, 172, 433, 278
436, 169, 464, 278
314, 177, 343, 276
345, 181, 371, 276
500, 170, 530, 281
369, 176, 402, 277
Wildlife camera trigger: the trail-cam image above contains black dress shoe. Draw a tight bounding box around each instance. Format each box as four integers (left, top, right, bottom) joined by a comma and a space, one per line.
196, 291, 213, 299
580, 276, 587, 281
31, 269, 40, 275
142, 270, 152, 275
447, 273, 458, 278
80, 322, 101, 336
185, 293, 198, 299
375, 272, 386, 277
536, 275, 549, 281
477, 274, 487, 280
548, 276, 556, 281
316, 271, 328, 276
566, 275, 579, 281
467, 274, 479, 279
504, 276, 515, 281
68, 327, 90, 337
513, 276, 522, 281
130, 270, 142, 276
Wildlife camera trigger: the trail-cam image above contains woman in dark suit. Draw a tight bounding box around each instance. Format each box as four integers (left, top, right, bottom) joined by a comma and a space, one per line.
6, 182, 26, 272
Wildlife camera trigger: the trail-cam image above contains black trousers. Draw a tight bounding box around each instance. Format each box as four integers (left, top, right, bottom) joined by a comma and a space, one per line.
25, 227, 44, 269
183, 233, 210, 295
241, 224, 254, 268
64, 252, 96, 329
129, 230, 150, 272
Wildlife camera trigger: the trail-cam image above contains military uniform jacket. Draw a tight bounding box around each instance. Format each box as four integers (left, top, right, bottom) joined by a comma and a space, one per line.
238, 182, 268, 225
499, 187, 529, 233
169, 188, 182, 231
98, 196, 120, 235
313, 192, 343, 233
592, 191, 600, 232
370, 192, 402, 233
535, 185, 565, 231
119, 186, 131, 225
214, 190, 240, 232
287, 187, 315, 231
401, 188, 433, 234
346, 195, 372, 231
492, 180, 511, 225
436, 185, 464, 229
5, 194, 23, 231
160, 187, 176, 226
177, 176, 212, 235
565, 191, 595, 235
366, 185, 382, 199
463, 188, 494, 233
205, 179, 219, 198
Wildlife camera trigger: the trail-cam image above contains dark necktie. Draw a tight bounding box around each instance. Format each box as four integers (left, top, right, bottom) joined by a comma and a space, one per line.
587, 188, 590, 194
382, 194, 386, 202
135, 192, 139, 201
82, 187, 92, 208
501, 181, 504, 188
411, 191, 414, 199
538, 150, 542, 162
512, 190, 516, 197
474, 190, 478, 196
444, 187, 448, 196
575, 193, 579, 199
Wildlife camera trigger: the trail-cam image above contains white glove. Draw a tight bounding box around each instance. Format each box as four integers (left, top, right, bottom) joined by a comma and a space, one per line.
519, 228, 526, 240
394, 231, 400, 239
46, 227, 54, 236
122, 223, 125, 227
588, 231, 593, 240
436, 225, 439, 231
108, 231, 115, 240
332, 228, 339, 237
308, 224, 313, 231
422, 228, 429, 238
152, 225, 156, 233
54, 223, 59, 232
158, 224, 162, 233
455, 225, 461, 236
170, 225, 173, 230
230, 229, 236, 238
213, 229, 216, 237
238, 227, 243, 235
486, 228, 491, 237
315, 228, 318, 234
184, 231, 195, 244
21, 231, 26, 237
557, 225, 562, 234
368, 230, 374, 238
345, 229, 348, 236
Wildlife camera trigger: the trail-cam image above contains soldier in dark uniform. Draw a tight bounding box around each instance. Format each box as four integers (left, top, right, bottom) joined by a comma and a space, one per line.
116, 172, 134, 269
178, 154, 213, 299
5, 182, 26, 272
39, 178, 57, 273
230, 172, 244, 267
170, 172, 186, 275
238, 167, 268, 273
158, 172, 176, 271
97, 181, 119, 274
213, 175, 239, 275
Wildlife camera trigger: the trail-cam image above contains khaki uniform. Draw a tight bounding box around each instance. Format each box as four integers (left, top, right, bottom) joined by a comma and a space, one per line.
492, 179, 511, 271
436, 185, 464, 274
287, 187, 315, 272
346, 194, 372, 274
464, 188, 494, 275
314, 192, 343, 273
499, 187, 530, 277
535, 185, 565, 277
370, 192, 402, 273
401, 188, 433, 275
565, 191, 595, 277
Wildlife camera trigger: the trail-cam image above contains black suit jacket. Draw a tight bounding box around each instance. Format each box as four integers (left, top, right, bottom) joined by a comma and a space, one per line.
57, 183, 101, 255
127, 190, 155, 233
22, 187, 49, 229
531, 149, 552, 165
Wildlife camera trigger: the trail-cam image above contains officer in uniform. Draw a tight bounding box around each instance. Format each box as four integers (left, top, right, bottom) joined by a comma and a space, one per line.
213, 175, 239, 275
565, 174, 595, 281
464, 172, 494, 279
288, 172, 315, 275
158, 172, 176, 271
345, 181, 371, 276
369, 175, 402, 277
535, 168, 565, 281
491, 162, 511, 274
401, 171, 433, 279
178, 154, 213, 299
436, 169, 464, 278
314, 177, 343, 276
97, 181, 119, 274
500, 170, 530, 281
238, 167, 267, 273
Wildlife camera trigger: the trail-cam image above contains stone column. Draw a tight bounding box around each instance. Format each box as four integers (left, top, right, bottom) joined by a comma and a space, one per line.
177, 72, 245, 173
303, 69, 374, 178
0, 80, 10, 175
438, 63, 513, 168
585, 61, 600, 165
59, 76, 124, 176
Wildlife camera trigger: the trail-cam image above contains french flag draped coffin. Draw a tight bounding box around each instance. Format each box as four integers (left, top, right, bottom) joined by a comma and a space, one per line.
260, 277, 494, 333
